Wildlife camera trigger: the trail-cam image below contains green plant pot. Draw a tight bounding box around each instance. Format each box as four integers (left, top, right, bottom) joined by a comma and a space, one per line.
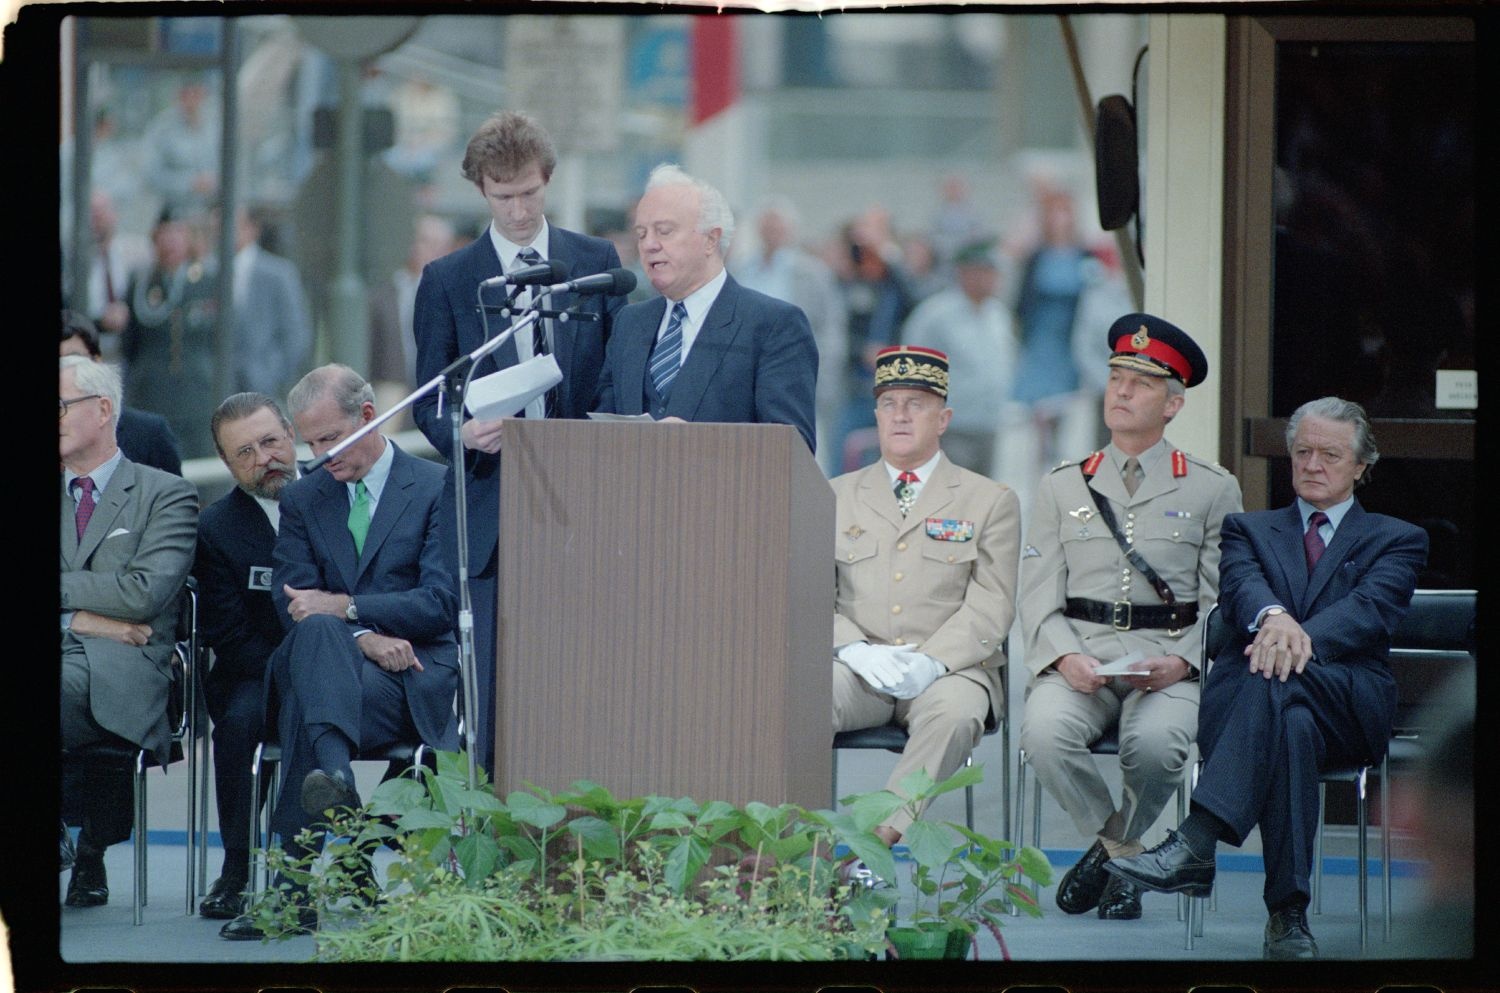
886, 924, 968, 960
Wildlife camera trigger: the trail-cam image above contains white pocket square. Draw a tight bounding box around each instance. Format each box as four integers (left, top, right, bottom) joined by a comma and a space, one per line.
106, 527, 131, 539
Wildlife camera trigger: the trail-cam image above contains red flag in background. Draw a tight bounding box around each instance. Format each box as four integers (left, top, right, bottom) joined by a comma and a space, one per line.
690, 16, 739, 126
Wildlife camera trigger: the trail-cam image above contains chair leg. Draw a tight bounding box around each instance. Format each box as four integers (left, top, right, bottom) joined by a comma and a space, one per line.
1380, 754, 1392, 941
133, 751, 147, 926
830, 748, 839, 812
1313, 782, 1326, 914
249, 743, 265, 897
197, 727, 211, 897
1176, 779, 1189, 923
1001, 716, 1012, 847
185, 731, 197, 915
1357, 767, 1369, 952
964, 755, 975, 832
1011, 748, 1026, 917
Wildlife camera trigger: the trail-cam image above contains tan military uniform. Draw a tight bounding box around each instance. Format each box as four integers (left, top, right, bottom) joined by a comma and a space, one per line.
833, 453, 1021, 832
1018, 438, 1242, 844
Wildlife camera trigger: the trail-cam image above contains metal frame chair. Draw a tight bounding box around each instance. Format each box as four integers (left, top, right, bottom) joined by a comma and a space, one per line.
1014, 728, 1192, 926
834, 720, 1008, 846
1189, 588, 1476, 952
247, 738, 435, 896
62, 577, 209, 925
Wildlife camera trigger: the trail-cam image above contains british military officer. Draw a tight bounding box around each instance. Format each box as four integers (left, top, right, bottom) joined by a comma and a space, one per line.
832, 345, 1022, 855
1017, 314, 1243, 920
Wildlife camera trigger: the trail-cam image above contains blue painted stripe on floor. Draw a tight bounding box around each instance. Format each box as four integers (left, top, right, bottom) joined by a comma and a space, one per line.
1039, 847, 1425, 879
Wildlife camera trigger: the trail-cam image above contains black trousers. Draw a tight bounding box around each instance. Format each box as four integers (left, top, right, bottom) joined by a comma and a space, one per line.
205, 674, 271, 874
1192, 656, 1391, 911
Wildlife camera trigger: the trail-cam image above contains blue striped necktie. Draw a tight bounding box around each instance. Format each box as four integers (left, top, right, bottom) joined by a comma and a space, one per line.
650, 301, 687, 397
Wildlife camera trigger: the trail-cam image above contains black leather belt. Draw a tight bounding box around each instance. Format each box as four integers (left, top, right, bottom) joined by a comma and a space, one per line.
1065, 597, 1199, 632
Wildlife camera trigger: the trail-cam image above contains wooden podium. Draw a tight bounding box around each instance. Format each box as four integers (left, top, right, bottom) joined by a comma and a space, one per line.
494, 420, 833, 810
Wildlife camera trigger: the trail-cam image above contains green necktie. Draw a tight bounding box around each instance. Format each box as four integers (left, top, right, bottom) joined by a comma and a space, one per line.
348, 480, 371, 556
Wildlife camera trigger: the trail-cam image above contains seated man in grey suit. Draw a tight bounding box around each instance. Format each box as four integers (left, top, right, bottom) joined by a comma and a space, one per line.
593, 163, 818, 452
60, 355, 198, 907
220, 364, 458, 940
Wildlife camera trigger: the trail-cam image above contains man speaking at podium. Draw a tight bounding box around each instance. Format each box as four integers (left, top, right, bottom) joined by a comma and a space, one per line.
593, 164, 818, 452
412, 111, 627, 774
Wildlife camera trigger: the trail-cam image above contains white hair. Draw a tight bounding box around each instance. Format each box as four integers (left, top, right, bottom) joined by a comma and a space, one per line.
645, 163, 735, 254
61, 354, 121, 430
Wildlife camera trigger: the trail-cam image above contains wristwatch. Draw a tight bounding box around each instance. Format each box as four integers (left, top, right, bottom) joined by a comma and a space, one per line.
1263, 606, 1286, 619
345, 597, 359, 622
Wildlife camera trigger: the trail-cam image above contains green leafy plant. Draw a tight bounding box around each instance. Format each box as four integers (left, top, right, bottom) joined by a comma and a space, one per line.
247, 750, 897, 961
823, 763, 1053, 960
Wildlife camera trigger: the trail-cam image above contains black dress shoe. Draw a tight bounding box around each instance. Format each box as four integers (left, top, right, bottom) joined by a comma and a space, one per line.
60, 822, 76, 873
1102, 829, 1215, 897
219, 905, 317, 941
1097, 873, 1143, 920
1055, 840, 1112, 914
301, 768, 359, 817
64, 848, 108, 908
1264, 906, 1318, 959
198, 874, 249, 920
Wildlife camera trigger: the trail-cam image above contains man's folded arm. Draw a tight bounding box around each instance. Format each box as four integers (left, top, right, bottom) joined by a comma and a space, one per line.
60, 477, 197, 623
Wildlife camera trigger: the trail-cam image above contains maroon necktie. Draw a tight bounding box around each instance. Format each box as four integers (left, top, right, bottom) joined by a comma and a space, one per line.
74, 476, 96, 541
1303, 510, 1329, 573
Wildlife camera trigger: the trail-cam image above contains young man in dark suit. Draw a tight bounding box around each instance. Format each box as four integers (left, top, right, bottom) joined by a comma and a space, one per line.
193, 392, 299, 919
1104, 397, 1428, 959
593, 163, 818, 453
411, 111, 626, 775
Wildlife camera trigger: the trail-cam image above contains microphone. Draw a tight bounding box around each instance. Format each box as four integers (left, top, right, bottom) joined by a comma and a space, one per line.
478, 258, 569, 289
540, 268, 638, 297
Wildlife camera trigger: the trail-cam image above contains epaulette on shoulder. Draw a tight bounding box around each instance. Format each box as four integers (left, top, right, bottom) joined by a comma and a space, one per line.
1048, 454, 1091, 474
1175, 449, 1232, 476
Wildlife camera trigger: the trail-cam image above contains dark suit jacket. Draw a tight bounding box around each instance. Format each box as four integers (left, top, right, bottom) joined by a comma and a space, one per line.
117, 406, 183, 476
195, 485, 281, 720
593, 274, 818, 452
269, 443, 458, 748
1212, 499, 1428, 758
60, 458, 198, 763
411, 226, 626, 567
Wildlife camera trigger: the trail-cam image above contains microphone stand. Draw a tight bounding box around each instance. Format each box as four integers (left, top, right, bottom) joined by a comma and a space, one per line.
307, 296, 545, 793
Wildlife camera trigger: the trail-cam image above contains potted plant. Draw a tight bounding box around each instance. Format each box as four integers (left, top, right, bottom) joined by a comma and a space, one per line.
820, 764, 1052, 960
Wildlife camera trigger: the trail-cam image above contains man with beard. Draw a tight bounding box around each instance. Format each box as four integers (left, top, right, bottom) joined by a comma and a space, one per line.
192, 393, 299, 919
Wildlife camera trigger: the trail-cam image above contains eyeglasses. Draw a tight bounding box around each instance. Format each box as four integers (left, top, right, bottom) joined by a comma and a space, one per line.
229, 433, 292, 467
876, 397, 939, 415
59, 394, 102, 418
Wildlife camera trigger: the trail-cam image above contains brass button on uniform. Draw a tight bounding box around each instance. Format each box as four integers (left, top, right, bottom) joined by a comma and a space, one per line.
891, 605, 902, 615
893, 571, 904, 581
897, 541, 907, 551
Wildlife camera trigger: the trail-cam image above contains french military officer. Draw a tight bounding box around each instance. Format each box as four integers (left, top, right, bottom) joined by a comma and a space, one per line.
833, 345, 1022, 855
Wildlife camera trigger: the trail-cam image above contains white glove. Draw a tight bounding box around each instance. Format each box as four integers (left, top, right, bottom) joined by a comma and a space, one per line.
884, 651, 946, 700
837, 642, 904, 693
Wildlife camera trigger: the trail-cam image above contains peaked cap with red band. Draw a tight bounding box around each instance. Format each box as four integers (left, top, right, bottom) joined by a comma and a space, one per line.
1106, 313, 1208, 388
873, 345, 949, 398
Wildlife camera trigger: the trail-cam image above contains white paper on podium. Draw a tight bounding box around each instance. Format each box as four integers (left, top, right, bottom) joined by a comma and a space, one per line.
1092, 651, 1150, 677
585, 411, 656, 422
464, 354, 563, 421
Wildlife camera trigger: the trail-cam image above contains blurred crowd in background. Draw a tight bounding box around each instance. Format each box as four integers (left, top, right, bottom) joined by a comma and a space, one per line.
60, 13, 1141, 512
